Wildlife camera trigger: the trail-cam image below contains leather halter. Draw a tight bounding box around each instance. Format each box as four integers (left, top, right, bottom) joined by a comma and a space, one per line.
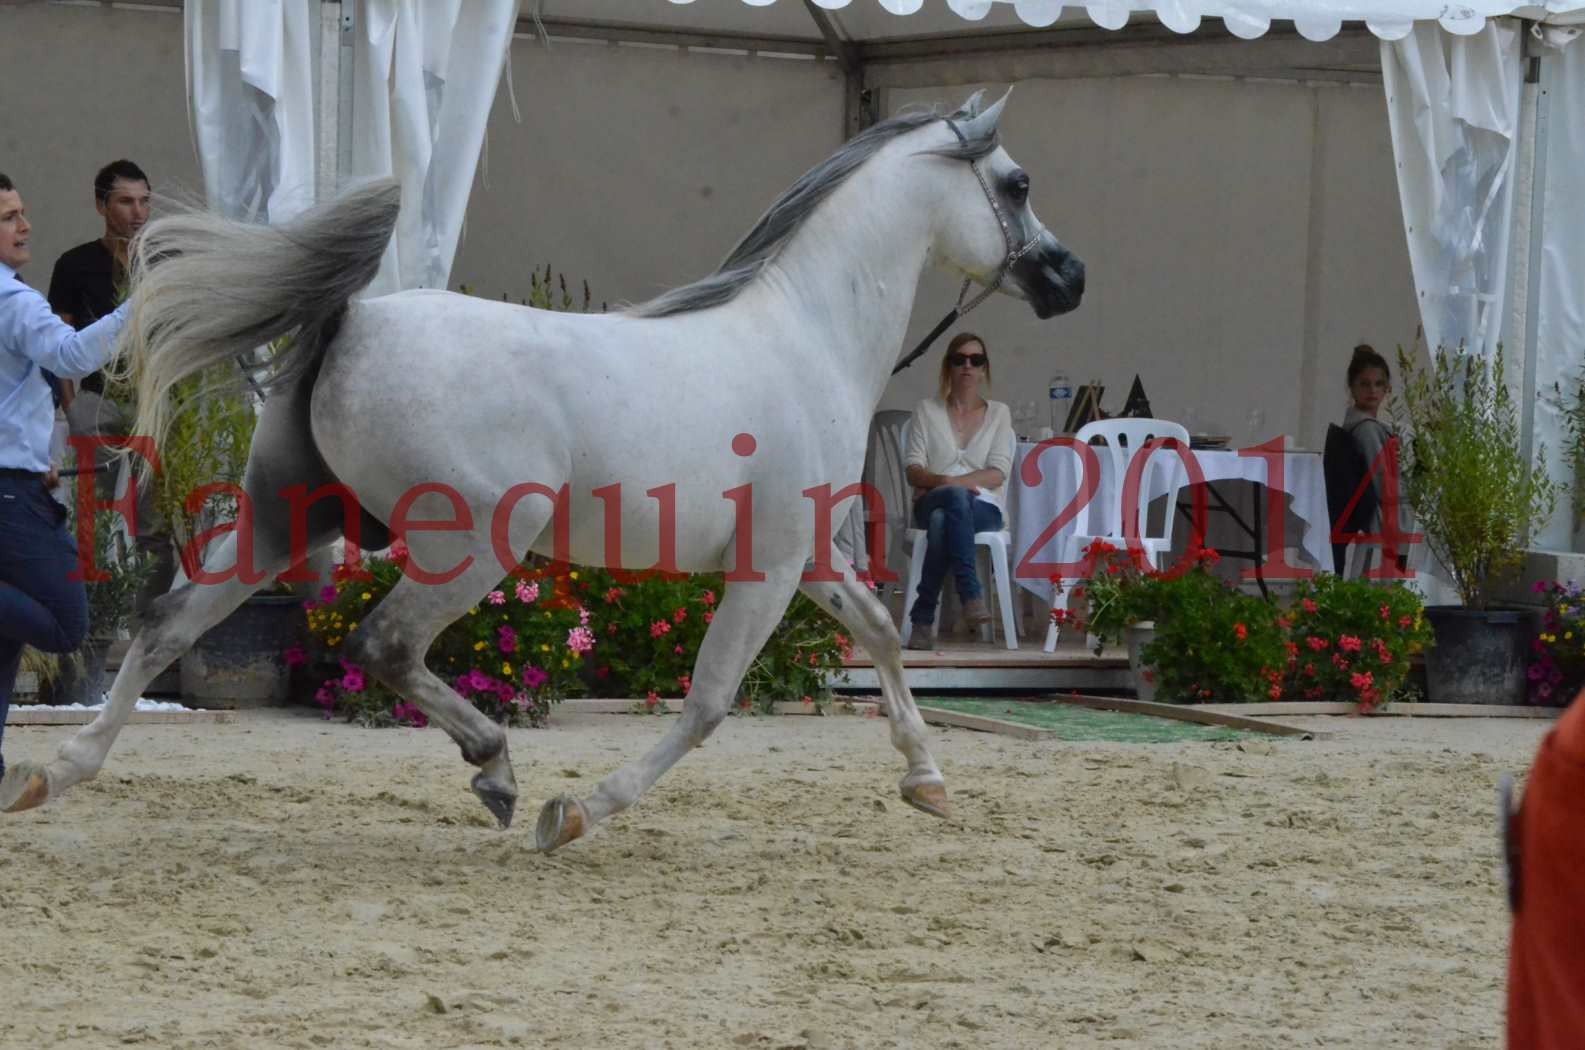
891, 117, 1045, 376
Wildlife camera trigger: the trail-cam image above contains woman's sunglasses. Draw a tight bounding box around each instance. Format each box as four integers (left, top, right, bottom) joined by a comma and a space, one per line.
949, 352, 987, 368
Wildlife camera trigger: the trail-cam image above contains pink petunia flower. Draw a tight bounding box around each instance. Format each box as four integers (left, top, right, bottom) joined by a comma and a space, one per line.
486, 590, 506, 606
515, 580, 540, 604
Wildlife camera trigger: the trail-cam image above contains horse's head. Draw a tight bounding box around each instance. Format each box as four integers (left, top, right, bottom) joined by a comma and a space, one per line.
927, 91, 1085, 320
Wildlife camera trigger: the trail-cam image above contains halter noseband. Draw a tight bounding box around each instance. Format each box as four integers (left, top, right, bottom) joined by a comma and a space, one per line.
891, 117, 1045, 375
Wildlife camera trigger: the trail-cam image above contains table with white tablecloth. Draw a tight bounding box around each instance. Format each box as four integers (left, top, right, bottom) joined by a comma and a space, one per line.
1008, 441, 1331, 604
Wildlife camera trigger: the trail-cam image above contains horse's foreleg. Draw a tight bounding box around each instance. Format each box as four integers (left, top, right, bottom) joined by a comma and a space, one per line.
0, 532, 275, 813
536, 567, 802, 853
797, 546, 947, 817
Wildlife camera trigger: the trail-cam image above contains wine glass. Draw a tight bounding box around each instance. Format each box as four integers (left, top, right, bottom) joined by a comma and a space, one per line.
1246, 408, 1267, 445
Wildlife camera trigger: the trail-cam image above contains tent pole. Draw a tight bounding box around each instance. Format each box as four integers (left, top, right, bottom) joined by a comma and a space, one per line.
1514, 23, 1560, 545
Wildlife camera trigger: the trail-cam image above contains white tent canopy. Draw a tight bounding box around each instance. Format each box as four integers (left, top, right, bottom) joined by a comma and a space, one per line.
182, 0, 1581, 550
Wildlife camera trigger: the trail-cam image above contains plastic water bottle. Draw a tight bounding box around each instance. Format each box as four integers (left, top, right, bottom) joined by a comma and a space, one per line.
1048, 369, 1073, 433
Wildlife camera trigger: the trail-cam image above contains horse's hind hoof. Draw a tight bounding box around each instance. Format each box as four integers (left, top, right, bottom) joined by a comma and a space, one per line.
535, 794, 588, 854
900, 781, 950, 819
0, 764, 50, 814
470, 773, 517, 830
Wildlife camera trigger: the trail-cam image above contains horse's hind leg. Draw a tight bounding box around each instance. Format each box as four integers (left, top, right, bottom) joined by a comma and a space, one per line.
536, 566, 803, 853
342, 551, 522, 828
797, 544, 947, 817
0, 526, 309, 812
0, 376, 351, 813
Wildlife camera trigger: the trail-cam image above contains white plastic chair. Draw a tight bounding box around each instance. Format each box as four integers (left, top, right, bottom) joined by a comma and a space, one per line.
899, 421, 1020, 651
1043, 418, 1192, 652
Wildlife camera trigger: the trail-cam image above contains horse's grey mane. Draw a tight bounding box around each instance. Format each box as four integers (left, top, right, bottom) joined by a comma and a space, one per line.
627, 100, 1000, 319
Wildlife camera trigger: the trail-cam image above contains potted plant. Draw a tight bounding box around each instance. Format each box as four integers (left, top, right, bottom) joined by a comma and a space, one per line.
1280, 575, 1432, 710
51, 511, 155, 706
140, 364, 303, 706
1396, 346, 1556, 703
1528, 580, 1585, 705
1057, 540, 1286, 702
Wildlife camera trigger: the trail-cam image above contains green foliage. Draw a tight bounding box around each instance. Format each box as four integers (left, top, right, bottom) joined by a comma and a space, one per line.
1058, 541, 1432, 705
298, 545, 852, 728
150, 367, 258, 557
458, 263, 605, 313
1552, 371, 1585, 527
1138, 575, 1287, 703
1395, 346, 1555, 609
1529, 579, 1585, 705
81, 510, 157, 639
1280, 575, 1431, 710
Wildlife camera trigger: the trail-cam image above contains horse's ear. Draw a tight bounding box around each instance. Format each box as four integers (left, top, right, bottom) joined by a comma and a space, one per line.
957, 87, 1011, 142
957, 89, 987, 118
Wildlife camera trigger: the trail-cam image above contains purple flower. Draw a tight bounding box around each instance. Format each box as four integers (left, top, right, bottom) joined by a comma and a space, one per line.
283, 645, 307, 668
522, 666, 548, 689
319, 585, 338, 604
497, 625, 518, 654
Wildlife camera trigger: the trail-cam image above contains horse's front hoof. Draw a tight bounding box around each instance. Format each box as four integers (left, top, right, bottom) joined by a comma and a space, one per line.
535, 794, 588, 853
470, 772, 517, 830
0, 764, 51, 814
900, 780, 950, 819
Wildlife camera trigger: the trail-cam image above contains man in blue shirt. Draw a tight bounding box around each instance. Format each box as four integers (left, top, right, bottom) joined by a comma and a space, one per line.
0, 171, 129, 793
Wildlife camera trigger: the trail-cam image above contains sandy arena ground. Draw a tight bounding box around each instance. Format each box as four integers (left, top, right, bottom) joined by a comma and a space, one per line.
0, 705, 1551, 1049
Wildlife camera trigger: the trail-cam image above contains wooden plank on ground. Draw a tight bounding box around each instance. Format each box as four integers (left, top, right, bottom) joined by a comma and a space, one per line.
6, 709, 238, 727
1198, 701, 1562, 719
915, 706, 1056, 741
1056, 694, 1324, 739
557, 698, 881, 717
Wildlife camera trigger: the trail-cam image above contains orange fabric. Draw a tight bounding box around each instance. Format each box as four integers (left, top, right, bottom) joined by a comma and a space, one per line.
1508, 694, 1585, 1049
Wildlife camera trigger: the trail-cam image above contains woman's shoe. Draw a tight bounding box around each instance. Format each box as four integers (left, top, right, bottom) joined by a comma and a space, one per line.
962, 598, 993, 628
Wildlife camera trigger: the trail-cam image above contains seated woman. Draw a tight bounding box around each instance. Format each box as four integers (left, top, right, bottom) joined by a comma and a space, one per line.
1343, 344, 1394, 480
903, 333, 1014, 650
1339, 344, 1409, 570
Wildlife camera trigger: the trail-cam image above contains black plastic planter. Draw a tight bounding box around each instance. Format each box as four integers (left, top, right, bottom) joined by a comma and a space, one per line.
1422, 606, 1539, 704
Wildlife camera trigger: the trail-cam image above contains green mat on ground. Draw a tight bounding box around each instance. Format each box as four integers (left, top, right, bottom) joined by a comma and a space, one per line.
917, 697, 1247, 743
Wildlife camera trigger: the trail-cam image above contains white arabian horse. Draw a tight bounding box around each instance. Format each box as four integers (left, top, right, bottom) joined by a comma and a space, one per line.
0, 91, 1083, 851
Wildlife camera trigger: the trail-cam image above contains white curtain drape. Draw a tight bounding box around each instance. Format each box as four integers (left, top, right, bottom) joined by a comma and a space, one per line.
185, 0, 318, 223
185, 0, 519, 294
1534, 36, 1585, 547
348, 0, 521, 296
1382, 21, 1522, 362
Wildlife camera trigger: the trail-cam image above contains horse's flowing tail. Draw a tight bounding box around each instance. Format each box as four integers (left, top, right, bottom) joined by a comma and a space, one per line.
119, 178, 401, 452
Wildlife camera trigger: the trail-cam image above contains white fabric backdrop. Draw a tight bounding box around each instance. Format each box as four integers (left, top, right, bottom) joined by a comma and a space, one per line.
185, 0, 318, 222
185, 0, 520, 293
1534, 36, 1585, 548
1382, 21, 1521, 362
349, 0, 521, 296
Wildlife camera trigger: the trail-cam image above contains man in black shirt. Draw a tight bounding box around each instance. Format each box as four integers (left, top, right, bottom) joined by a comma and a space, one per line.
47, 159, 150, 333
47, 160, 175, 627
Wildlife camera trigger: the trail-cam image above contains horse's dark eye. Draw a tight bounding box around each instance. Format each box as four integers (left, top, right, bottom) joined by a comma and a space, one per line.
1007, 171, 1030, 205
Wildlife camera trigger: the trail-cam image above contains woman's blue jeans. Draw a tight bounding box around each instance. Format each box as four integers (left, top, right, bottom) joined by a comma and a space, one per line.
910, 485, 1002, 627
0, 474, 90, 780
